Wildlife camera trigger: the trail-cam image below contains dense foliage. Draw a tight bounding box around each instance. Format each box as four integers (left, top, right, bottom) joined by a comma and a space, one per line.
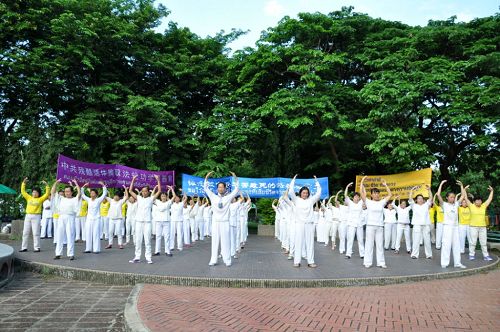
1, 1, 498, 212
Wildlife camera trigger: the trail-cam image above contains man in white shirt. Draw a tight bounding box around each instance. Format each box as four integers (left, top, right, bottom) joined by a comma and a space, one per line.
360, 176, 392, 268
204, 171, 240, 267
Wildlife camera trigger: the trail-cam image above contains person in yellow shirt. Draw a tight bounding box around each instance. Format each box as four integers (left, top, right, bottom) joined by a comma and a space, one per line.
100, 199, 110, 240
458, 199, 471, 254
433, 194, 445, 249
20, 177, 50, 252
464, 186, 494, 261
76, 200, 88, 242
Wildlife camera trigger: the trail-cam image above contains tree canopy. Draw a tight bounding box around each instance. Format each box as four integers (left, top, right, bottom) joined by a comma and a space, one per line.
1, 2, 498, 199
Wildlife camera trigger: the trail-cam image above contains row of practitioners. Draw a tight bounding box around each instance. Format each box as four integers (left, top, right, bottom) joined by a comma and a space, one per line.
19, 174, 252, 266
273, 178, 494, 269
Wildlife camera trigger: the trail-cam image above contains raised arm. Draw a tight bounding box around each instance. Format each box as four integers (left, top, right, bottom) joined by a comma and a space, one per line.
122, 185, 129, 202
129, 175, 138, 200
288, 174, 298, 203
334, 190, 342, 208
226, 172, 240, 201
71, 179, 82, 200
485, 185, 494, 207
381, 179, 391, 201
360, 176, 368, 203
39, 180, 50, 201
344, 182, 353, 203
96, 182, 108, 203
203, 171, 217, 201
436, 180, 446, 206
310, 176, 322, 203
151, 175, 161, 200
51, 179, 61, 197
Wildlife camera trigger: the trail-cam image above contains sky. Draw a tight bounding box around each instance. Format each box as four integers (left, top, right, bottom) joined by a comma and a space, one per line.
155, 0, 499, 52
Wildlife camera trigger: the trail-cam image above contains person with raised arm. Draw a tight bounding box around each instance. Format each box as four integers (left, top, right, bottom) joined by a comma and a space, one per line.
204, 171, 240, 267
125, 193, 137, 245
457, 186, 471, 254
80, 181, 108, 253
104, 186, 129, 250
326, 190, 342, 251
409, 185, 433, 259
463, 183, 494, 261
229, 194, 243, 259
128, 175, 161, 264
436, 180, 466, 268
177, 192, 190, 250
152, 186, 174, 256
393, 196, 411, 254
360, 176, 392, 268
289, 175, 322, 268
51, 179, 81, 260
344, 183, 365, 259
19, 177, 50, 253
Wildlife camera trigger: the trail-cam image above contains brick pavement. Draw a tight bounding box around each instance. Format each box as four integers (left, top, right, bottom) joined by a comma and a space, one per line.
135, 270, 500, 332
0, 272, 132, 331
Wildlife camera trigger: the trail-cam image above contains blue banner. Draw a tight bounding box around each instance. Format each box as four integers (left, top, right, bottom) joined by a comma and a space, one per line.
181, 174, 329, 199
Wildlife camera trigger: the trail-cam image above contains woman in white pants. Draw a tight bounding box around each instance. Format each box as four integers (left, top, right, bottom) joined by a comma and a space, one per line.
463, 185, 494, 261
433, 195, 445, 249
360, 176, 392, 269
125, 196, 137, 244
241, 195, 251, 246
128, 175, 161, 264
344, 183, 364, 259
195, 198, 207, 241
409, 185, 433, 259
458, 199, 471, 254
204, 171, 240, 267
337, 195, 349, 255
325, 191, 341, 250
105, 186, 128, 250
81, 182, 108, 253
203, 202, 212, 237
153, 187, 174, 256
229, 196, 242, 258
41, 197, 53, 239
383, 202, 397, 250
20, 178, 50, 253
394, 197, 411, 254
272, 199, 280, 239
173, 192, 187, 251
436, 180, 466, 268
184, 198, 195, 247
52, 179, 81, 260
288, 174, 321, 268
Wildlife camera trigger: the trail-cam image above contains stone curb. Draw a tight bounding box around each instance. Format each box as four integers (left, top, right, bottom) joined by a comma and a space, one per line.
14, 256, 499, 288
124, 284, 150, 332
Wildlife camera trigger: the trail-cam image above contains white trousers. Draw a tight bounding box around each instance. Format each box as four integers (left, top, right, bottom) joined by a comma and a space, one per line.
395, 224, 411, 252
288, 219, 295, 257
458, 224, 470, 254
364, 225, 385, 267
242, 220, 248, 243
55, 215, 75, 257
435, 223, 444, 248
22, 214, 41, 250
172, 220, 183, 250
469, 226, 489, 257
41, 216, 53, 238
280, 218, 288, 249
327, 221, 340, 248
169, 220, 176, 250
338, 222, 348, 253
85, 217, 102, 253
274, 218, 280, 238
108, 218, 124, 245
75, 216, 86, 241
125, 217, 135, 244
53, 219, 67, 245
154, 221, 171, 254
411, 225, 432, 258
197, 219, 205, 241
134, 221, 152, 261
384, 223, 397, 249
210, 220, 231, 266
346, 225, 365, 257
230, 225, 238, 256
183, 219, 191, 245
205, 218, 212, 236
441, 224, 461, 267
102, 217, 109, 239
190, 218, 198, 242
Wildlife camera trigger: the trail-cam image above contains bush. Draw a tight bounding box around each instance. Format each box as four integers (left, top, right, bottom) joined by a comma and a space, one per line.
255, 198, 275, 225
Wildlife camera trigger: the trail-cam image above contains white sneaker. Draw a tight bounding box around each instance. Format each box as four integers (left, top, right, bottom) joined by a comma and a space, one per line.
454, 264, 466, 269
147, 260, 153, 264
378, 265, 387, 269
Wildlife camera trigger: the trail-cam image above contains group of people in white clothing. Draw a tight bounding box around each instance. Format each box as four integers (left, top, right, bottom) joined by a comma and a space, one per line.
19, 172, 253, 267
273, 176, 495, 269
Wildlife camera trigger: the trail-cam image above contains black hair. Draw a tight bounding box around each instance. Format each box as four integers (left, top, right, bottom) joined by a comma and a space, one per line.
217, 182, 227, 189
445, 191, 455, 198
415, 194, 424, 201
370, 188, 380, 194
353, 191, 360, 197
143, 186, 150, 191
64, 186, 73, 191
90, 189, 99, 195
298, 186, 310, 198
473, 196, 482, 201
32, 187, 41, 195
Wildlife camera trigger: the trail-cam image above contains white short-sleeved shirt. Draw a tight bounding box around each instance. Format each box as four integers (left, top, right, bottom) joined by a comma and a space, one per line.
410, 199, 430, 226
442, 201, 459, 226
365, 198, 388, 227
346, 198, 363, 227
383, 208, 397, 224
171, 202, 184, 221
126, 201, 137, 220
135, 196, 154, 222
42, 199, 52, 219
395, 206, 411, 224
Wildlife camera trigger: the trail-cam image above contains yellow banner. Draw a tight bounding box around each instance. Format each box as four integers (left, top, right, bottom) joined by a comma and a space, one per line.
355, 168, 432, 200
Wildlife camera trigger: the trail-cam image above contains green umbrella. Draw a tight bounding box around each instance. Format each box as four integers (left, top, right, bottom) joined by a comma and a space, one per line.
0, 184, 16, 194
